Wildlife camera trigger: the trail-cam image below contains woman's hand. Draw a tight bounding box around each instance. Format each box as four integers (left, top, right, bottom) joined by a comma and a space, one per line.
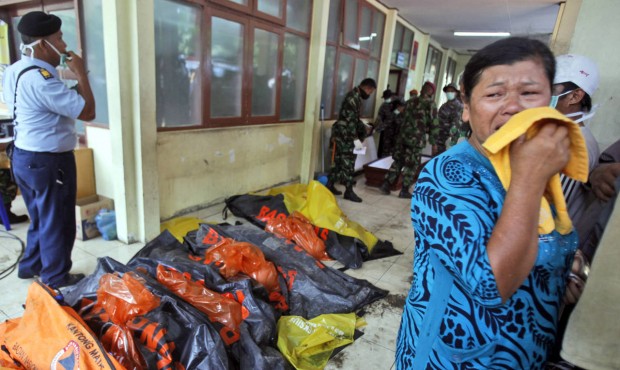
509, 123, 571, 190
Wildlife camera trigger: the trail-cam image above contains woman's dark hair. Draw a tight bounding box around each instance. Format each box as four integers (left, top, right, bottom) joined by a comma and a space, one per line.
382, 89, 393, 99
558, 82, 593, 112
462, 37, 555, 102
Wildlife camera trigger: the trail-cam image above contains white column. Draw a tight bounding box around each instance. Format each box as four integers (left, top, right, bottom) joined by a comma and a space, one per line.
101, 0, 160, 243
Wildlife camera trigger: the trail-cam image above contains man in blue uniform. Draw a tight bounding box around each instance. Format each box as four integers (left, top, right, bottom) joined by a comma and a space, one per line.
2, 11, 95, 288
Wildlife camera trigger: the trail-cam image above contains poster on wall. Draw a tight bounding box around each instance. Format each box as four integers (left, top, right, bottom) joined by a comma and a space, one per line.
0, 20, 10, 120
410, 41, 418, 71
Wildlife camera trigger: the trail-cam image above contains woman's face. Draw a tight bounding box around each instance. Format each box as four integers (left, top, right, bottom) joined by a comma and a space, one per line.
463, 59, 551, 152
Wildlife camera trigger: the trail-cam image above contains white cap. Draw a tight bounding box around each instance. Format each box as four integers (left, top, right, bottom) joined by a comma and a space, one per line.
554, 54, 600, 96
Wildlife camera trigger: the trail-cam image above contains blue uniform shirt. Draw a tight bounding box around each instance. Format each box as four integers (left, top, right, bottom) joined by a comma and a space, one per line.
2, 56, 85, 152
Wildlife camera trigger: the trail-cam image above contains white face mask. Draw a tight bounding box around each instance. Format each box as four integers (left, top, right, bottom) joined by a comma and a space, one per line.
446, 92, 456, 101
384, 98, 392, 103
565, 109, 596, 125
20, 40, 42, 59
549, 90, 573, 108
393, 109, 400, 115
44, 40, 70, 68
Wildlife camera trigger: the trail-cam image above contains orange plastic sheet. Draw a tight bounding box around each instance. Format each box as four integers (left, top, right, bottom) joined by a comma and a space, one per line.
265, 211, 330, 261
97, 272, 161, 325
0, 281, 123, 370
156, 265, 245, 345
91, 272, 161, 370
204, 238, 281, 294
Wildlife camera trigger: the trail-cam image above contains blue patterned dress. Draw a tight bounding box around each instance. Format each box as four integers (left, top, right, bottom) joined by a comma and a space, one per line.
396, 141, 577, 369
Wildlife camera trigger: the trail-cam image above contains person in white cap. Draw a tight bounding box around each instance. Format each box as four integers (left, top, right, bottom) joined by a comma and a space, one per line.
551, 54, 601, 225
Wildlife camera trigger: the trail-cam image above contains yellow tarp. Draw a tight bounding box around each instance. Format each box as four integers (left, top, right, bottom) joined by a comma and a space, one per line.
276, 313, 364, 370
160, 216, 203, 242
265, 181, 378, 252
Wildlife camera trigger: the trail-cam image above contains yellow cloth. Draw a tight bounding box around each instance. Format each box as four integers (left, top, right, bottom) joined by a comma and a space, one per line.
482, 107, 589, 235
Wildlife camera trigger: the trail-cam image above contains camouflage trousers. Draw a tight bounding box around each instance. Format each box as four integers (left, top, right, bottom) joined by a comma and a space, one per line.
0, 168, 17, 205
384, 145, 422, 189
328, 125, 357, 188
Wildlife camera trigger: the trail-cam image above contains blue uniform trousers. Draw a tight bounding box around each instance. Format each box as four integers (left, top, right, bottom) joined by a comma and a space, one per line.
12, 147, 76, 286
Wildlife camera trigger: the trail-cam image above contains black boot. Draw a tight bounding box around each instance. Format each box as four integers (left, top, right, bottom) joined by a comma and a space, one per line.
344, 186, 362, 203
5, 204, 28, 224
398, 189, 412, 199
379, 181, 391, 195
325, 180, 342, 195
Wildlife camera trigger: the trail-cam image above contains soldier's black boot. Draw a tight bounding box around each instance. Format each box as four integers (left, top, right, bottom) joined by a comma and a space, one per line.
379, 181, 391, 195
325, 179, 342, 195
344, 186, 362, 203
398, 188, 412, 199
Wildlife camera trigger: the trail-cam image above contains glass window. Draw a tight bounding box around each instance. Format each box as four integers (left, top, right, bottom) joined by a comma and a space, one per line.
327, 0, 341, 43
343, 0, 358, 48
257, 0, 282, 18
391, 23, 403, 64
333, 52, 354, 116
286, 0, 310, 34
402, 29, 413, 66
211, 17, 244, 118
424, 45, 443, 87
370, 10, 385, 58
50, 10, 77, 51
154, 0, 202, 127
81, 0, 108, 126
353, 57, 367, 90
321, 45, 337, 118
281, 33, 308, 120
251, 28, 279, 117
359, 6, 372, 50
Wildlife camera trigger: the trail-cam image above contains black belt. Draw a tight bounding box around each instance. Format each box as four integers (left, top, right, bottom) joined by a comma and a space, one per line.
14, 146, 73, 156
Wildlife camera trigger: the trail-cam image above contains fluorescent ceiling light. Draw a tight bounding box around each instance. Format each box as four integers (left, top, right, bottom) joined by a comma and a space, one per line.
454, 31, 511, 37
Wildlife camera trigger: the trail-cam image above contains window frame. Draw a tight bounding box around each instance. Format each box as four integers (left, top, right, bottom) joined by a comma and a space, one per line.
210, 0, 286, 26
323, 0, 384, 120
157, 0, 310, 131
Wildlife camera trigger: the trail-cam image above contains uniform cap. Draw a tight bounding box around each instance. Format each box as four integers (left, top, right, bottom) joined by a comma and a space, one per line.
422, 81, 436, 94
554, 54, 599, 96
443, 82, 459, 92
17, 11, 62, 38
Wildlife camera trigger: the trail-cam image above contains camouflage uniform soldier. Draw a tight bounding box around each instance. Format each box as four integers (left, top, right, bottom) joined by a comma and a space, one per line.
380, 81, 439, 198
326, 78, 376, 202
436, 82, 464, 155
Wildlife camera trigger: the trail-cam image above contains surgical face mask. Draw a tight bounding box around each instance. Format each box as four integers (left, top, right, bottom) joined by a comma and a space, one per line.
393, 109, 400, 115
359, 89, 370, 100
565, 110, 596, 125
549, 90, 574, 109
384, 98, 392, 103
45, 40, 71, 68
20, 40, 42, 58
446, 92, 456, 101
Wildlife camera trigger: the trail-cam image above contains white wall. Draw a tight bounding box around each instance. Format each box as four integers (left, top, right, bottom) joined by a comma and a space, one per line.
568, 0, 620, 151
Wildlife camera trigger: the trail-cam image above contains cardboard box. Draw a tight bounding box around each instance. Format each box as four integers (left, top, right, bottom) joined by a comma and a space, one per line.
76, 195, 114, 240
75, 148, 96, 200
363, 155, 432, 190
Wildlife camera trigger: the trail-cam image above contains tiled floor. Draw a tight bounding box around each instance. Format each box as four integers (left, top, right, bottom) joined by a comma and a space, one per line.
0, 175, 414, 369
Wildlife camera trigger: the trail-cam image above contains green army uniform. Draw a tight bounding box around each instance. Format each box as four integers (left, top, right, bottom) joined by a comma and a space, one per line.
437, 98, 463, 154
381, 95, 438, 197
328, 87, 367, 189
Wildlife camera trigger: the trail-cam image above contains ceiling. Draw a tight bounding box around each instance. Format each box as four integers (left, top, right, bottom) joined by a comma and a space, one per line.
380, 0, 562, 55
